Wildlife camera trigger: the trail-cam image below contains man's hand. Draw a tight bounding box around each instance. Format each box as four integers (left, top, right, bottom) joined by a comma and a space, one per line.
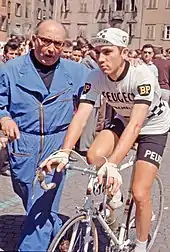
97, 162, 122, 196
39, 151, 69, 173
0, 135, 8, 148
0, 117, 20, 141
128, 58, 143, 67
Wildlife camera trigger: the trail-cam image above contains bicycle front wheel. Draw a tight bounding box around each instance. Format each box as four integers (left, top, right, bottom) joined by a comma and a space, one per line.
127, 174, 164, 251
48, 214, 98, 252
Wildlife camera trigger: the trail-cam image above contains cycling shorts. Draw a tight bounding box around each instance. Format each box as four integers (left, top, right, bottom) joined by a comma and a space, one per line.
106, 118, 168, 168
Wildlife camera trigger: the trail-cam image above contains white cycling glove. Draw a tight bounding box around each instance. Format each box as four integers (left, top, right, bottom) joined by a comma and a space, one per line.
97, 162, 122, 185
98, 162, 123, 209
47, 151, 69, 165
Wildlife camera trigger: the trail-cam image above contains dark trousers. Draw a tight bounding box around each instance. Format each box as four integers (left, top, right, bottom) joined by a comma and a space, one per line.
0, 147, 10, 173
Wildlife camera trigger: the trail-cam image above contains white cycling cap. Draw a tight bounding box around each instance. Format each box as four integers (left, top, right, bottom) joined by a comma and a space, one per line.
91, 28, 129, 48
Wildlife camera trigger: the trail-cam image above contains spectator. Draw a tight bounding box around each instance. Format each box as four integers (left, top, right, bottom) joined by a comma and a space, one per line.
71, 45, 83, 62
141, 44, 158, 78
3, 39, 20, 63
166, 47, 170, 60
77, 46, 102, 155
153, 46, 170, 103
77, 36, 89, 57
128, 49, 138, 59
0, 39, 20, 177
0, 19, 89, 251
61, 39, 73, 59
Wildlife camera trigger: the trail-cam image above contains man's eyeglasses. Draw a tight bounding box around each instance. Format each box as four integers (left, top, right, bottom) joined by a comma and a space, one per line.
143, 51, 152, 54
37, 36, 63, 48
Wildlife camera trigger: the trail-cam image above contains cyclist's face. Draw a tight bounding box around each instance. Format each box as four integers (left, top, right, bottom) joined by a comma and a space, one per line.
95, 45, 127, 75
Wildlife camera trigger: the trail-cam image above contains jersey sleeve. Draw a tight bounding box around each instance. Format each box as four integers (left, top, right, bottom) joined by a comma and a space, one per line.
80, 70, 101, 105
133, 65, 156, 106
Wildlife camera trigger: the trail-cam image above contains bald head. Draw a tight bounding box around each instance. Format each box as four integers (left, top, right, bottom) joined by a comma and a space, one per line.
35, 20, 66, 41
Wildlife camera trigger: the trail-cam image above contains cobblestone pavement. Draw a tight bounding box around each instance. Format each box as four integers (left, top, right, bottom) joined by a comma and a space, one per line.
0, 136, 170, 251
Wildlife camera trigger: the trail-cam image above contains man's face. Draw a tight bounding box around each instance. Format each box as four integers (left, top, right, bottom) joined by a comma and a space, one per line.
95, 45, 126, 75
142, 47, 154, 63
5, 49, 19, 61
62, 47, 73, 59
71, 50, 82, 62
34, 27, 64, 66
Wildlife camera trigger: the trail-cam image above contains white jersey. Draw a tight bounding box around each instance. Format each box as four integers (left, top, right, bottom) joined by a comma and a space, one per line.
80, 61, 170, 135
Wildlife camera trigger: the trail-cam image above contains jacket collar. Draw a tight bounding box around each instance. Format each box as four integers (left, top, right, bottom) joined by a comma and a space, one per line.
16, 53, 73, 99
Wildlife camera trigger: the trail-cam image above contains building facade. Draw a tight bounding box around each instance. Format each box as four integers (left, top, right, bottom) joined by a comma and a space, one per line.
138, 0, 170, 49
0, 0, 8, 41
54, 0, 170, 50
54, 1, 139, 44
2, 0, 56, 40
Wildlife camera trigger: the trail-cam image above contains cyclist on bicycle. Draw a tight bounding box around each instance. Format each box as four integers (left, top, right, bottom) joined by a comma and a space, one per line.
41, 28, 170, 252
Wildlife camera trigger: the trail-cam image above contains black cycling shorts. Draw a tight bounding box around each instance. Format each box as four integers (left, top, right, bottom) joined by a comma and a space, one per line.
106, 118, 168, 168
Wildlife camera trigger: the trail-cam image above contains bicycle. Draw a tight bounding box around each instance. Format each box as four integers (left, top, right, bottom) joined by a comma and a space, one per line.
34, 150, 164, 252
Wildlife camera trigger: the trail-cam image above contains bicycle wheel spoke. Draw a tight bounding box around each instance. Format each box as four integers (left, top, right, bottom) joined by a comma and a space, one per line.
68, 221, 80, 252
48, 214, 98, 252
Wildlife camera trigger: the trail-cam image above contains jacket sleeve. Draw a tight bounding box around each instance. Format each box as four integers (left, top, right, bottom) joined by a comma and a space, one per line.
0, 67, 11, 119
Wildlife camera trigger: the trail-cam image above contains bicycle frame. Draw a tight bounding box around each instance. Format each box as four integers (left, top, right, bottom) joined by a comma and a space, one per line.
68, 155, 136, 251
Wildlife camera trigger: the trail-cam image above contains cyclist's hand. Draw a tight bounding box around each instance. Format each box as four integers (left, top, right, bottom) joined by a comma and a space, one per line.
97, 162, 122, 196
1, 117, 20, 141
39, 151, 69, 173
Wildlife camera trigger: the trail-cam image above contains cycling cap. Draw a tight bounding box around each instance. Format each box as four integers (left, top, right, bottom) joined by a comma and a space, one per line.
91, 28, 129, 48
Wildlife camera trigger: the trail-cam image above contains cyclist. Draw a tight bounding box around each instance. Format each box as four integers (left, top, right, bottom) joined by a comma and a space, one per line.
40, 28, 170, 252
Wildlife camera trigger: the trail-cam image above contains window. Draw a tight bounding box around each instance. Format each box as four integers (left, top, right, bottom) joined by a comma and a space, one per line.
15, 3, 22, 17
116, 0, 123, 11
100, 0, 108, 11
98, 22, 107, 32
62, 23, 70, 38
62, 0, 70, 12
145, 24, 156, 40
0, 16, 7, 31
49, 10, 53, 18
43, 10, 46, 19
148, 0, 158, 9
37, 8, 42, 20
77, 24, 87, 37
1, 0, 6, 7
164, 25, 170, 40
25, 1, 31, 18
80, 0, 87, 12
7, 1, 11, 13
166, 0, 170, 8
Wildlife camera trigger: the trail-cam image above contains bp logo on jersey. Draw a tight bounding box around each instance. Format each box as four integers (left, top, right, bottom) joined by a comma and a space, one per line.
137, 84, 151, 96
82, 83, 91, 94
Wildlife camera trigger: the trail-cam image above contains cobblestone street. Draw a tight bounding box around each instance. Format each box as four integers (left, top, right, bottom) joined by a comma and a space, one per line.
0, 136, 170, 251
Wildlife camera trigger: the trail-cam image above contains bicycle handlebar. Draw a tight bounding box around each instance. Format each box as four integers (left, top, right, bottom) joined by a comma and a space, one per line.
33, 164, 97, 192
33, 156, 134, 192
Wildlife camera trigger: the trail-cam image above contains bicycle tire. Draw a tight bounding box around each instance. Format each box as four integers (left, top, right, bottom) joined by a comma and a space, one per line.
48, 213, 98, 252
126, 174, 164, 251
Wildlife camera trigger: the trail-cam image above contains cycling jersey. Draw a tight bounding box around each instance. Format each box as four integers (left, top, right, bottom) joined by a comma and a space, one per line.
80, 61, 170, 135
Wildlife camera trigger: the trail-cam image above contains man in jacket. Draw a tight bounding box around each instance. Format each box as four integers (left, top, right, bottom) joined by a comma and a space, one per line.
0, 19, 89, 251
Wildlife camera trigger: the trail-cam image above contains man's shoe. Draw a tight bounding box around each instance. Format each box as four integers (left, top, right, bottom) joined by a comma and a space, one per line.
0, 169, 11, 177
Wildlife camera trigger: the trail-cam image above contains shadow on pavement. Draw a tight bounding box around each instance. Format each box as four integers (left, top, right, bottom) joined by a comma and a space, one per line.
0, 214, 25, 251
0, 214, 70, 252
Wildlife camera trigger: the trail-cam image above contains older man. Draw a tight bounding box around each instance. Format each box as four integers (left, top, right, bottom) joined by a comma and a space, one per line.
0, 20, 89, 251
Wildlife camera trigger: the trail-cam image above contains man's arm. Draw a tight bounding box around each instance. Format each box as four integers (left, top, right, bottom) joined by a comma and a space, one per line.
62, 102, 94, 153
0, 68, 20, 140
108, 103, 149, 165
